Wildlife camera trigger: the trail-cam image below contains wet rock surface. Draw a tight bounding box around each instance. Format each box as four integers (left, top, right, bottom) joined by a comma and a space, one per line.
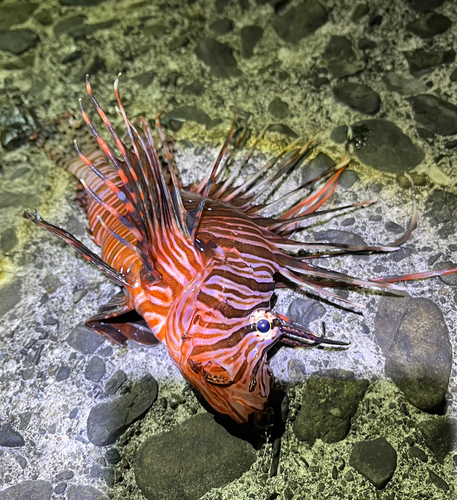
135, 413, 257, 500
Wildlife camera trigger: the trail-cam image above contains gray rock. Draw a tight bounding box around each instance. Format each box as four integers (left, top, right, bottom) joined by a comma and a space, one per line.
0, 480, 52, 500
67, 324, 105, 355
405, 0, 446, 13
209, 18, 233, 36
417, 418, 457, 463
349, 120, 424, 173
272, 1, 327, 45
349, 437, 397, 489
53, 15, 86, 36
0, 99, 39, 151
55, 365, 71, 381
433, 260, 457, 285
301, 152, 335, 184
383, 72, 426, 95
351, 4, 369, 22
67, 20, 117, 40
0, 228, 18, 253
268, 97, 289, 119
0, 423, 25, 447
410, 94, 457, 136
0, 191, 41, 209
333, 82, 381, 115
55, 470, 74, 481
374, 297, 452, 411
135, 412, 256, 500
424, 189, 457, 239
87, 374, 158, 446
66, 484, 108, 500
165, 106, 212, 128
403, 48, 455, 76
427, 468, 449, 491
339, 170, 358, 189
293, 370, 368, 445
60, 0, 110, 5
406, 12, 451, 38
240, 25, 263, 58
323, 36, 364, 78
0, 29, 39, 55
195, 38, 240, 79
287, 298, 326, 327
89, 463, 114, 487
0, 3, 38, 31
54, 482, 67, 494
408, 446, 428, 462
104, 369, 127, 395
84, 356, 106, 382
313, 229, 366, 247
268, 123, 298, 138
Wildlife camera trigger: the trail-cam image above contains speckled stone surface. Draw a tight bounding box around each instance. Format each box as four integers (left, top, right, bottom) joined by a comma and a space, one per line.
0, 1, 456, 499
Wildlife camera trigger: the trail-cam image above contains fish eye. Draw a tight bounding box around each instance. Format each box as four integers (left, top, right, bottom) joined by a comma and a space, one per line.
256, 318, 271, 334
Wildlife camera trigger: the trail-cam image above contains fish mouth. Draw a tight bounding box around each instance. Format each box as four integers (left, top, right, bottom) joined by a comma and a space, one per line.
275, 314, 349, 348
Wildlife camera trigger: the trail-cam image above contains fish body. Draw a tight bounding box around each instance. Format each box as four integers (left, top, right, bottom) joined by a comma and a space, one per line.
25, 78, 457, 424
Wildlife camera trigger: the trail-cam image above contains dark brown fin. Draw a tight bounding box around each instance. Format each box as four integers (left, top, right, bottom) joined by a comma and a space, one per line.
23, 210, 128, 287
86, 291, 159, 346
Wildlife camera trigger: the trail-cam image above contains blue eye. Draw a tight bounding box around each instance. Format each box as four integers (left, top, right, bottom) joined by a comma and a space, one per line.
256, 319, 271, 333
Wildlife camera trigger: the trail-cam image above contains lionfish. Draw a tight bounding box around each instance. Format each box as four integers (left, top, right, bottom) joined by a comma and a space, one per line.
24, 77, 457, 424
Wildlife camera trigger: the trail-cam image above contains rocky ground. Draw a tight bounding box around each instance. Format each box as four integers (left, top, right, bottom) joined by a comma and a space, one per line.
0, 0, 457, 499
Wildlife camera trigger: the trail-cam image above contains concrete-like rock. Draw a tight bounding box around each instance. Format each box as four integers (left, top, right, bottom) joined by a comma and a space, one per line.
195, 38, 240, 79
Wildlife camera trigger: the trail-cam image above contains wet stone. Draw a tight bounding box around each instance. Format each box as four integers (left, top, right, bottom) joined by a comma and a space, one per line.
301, 152, 335, 184
85, 356, 106, 382
410, 95, 457, 136
209, 18, 233, 36
240, 25, 263, 58
0, 29, 40, 55
313, 229, 366, 248
87, 374, 158, 446
417, 418, 457, 463
287, 298, 326, 327
272, 1, 327, 45
53, 15, 86, 36
339, 170, 358, 189
383, 72, 426, 96
403, 48, 455, 76
323, 36, 364, 78
408, 446, 428, 462
0, 423, 25, 447
427, 468, 449, 491
349, 120, 424, 174
406, 12, 451, 38
73, 288, 88, 304
54, 482, 67, 494
0, 3, 38, 30
374, 297, 452, 411
135, 412, 256, 500
55, 365, 71, 381
195, 38, 240, 79
66, 484, 108, 500
406, 0, 446, 13
67, 324, 105, 355
268, 97, 289, 119
333, 82, 381, 115
0, 480, 52, 500
293, 370, 368, 445
104, 369, 127, 395
349, 437, 397, 489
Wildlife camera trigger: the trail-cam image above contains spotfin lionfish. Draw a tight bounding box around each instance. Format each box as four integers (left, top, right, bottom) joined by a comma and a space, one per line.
24, 76, 457, 424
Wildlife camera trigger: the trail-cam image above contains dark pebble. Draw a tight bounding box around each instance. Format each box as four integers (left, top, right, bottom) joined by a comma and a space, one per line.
54, 482, 67, 494
65, 484, 109, 500
351, 4, 369, 22
339, 170, 358, 189
0, 480, 52, 499
272, 1, 327, 45
0, 3, 38, 30
240, 25, 263, 58
408, 446, 428, 462
410, 94, 457, 136
53, 15, 86, 36
67, 20, 117, 40
209, 18, 233, 36
1, 228, 18, 253
135, 412, 256, 500
268, 123, 298, 137
90, 464, 115, 487
55, 365, 71, 381
385, 221, 404, 234
406, 12, 451, 38
333, 82, 381, 115
349, 437, 397, 489
85, 356, 106, 382
403, 48, 455, 76
165, 106, 212, 129
302, 152, 335, 184
87, 374, 158, 446
427, 468, 449, 491
67, 323, 105, 354
287, 297, 326, 327
417, 418, 457, 463
105, 448, 121, 464
60, 0, 110, 6
406, 0, 446, 13
0, 423, 25, 447
0, 29, 40, 55
104, 370, 127, 395
323, 35, 364, 78
55, 469, 74, 481
195, 38, 240, 79
268, 97, 289, 119
434, 260, 457, 285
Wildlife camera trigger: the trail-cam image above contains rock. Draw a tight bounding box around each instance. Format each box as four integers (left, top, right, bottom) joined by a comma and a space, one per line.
403, 48, 455, 76
55, 470, 74, 481
333, 82, 381, 115
0, 98, 39, 150
60, 0, 110, 5
427, 468, 449, 491
0, 3, 38, 31
104, 448, 121, 464
195, 38, 240, 79
104, 369, 127, 394
287, 298, 326, 327
0, 423, 25, 447
339, 170, 358, 189
54, 483, 67, 494
89, 464, 114, 487
0, 29, 39, 55
67, 20, 117, 40
293, 370, 368, 445
349, 437, 397, 489
66, 484, 108, 500
417, 418, 457, 463
1, 228, 18, 253
374, 297, 452, 411
215, 0, 230, 13
67, 324, 105, 355
272, 1, 327, 45
209, 18, 233, 36
268, 97, 289, 119
383, 72, 426, 95
0, 279, 22, 317
408, 446, 428, 462
165, 106, 212, 129
313, 229, 367, 247
135, 413, 256, 500
405, 0, 446, 13
55, 365, 71, 381
323, 36, 364, 78
351, 4, 369, 22
268, 123, 298, 137
433, 260, 457, 285
410, 95, 457, 136
87, 374, 158, 446
406, 12, 451, 38
424, 189, 457, 239
301, 152, 335, 184
287, 358, 307, 382
348, 120, 424, 174
240, 25, 263, 58
0, 480, 52, 500
53, 15, 86, 36
84, 356, 106, 382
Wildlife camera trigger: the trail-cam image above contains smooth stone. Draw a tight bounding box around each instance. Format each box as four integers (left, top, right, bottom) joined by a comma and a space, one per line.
65, 484, 108, 500
417, 418, 457, 463
410, 94, 457, 136
272, 1, 327, 45
293, 370, 368, 445
339, 170, 359, 189
84, 356, 106, 382
403, 48, 455, 76
0, 29, 39, 55
406, 12, 451, 38
0, 3, 38, 30
287, 297, 326, 327
165, 106, 212, 128
104, 369, 127, 395
427, 468, 449, 491
323, 36, 364, 78
0, 279, 22, 317
0, 480, 52, 500
268, 123, 298, 137
53, 15, 86, 36
383, 72, 426, 95
240, 25, 263, 58
405, 0, 446, 13
349, 437, 397, 489
333, 82, 381, 115
209, 18, 233, 36
301, 152, 335, 184
268, 97, 289, 119
135, 413, 256, 500
67, 20, 117, 40
1, 228, 18, 253
67, 324, 105, 355
0, 423, 25, 447
195, 38, 240, 79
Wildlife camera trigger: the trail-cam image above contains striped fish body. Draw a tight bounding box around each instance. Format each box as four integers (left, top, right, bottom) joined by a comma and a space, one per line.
25, 78, 457, 425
